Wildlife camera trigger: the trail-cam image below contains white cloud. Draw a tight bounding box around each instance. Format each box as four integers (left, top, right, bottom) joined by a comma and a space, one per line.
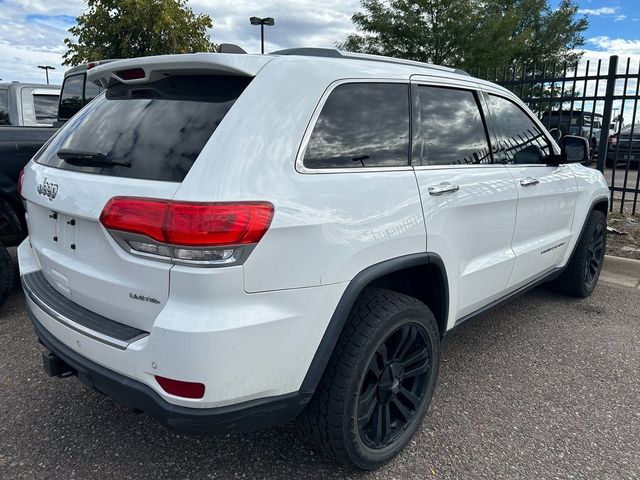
578, 7, 619, 15
0, 0, 360, 83
587, 37, 640, 56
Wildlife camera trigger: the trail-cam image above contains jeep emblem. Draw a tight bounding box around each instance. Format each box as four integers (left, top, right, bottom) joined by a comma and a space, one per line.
37, 178, 58, 201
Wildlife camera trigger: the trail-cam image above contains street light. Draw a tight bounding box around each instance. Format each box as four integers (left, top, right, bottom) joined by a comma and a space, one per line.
37, 65, 55, 84
249, 16, 275, 54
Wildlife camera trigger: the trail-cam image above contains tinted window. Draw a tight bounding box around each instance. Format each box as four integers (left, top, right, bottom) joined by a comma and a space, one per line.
413, 86, 491, 166
84, 80, 102, 103
58, 74, 84, 120
33, 94, 58, 124
488, 95, 552, 164
36, 75, 251, 182
0, 88, 8, 125
303, 83, 409, 169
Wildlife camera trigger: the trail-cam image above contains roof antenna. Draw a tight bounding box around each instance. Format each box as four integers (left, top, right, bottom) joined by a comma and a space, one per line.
219, 44, 247, 54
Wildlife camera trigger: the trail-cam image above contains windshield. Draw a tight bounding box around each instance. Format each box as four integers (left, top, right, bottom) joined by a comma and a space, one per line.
35, 75, 251, 182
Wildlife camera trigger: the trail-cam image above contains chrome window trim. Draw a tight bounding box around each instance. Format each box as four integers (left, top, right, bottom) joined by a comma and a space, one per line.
409, 78, 499, 168
295, 78, 413, 174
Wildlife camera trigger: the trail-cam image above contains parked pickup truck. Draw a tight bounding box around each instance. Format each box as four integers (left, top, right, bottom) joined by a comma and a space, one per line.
1, 82, 60, 306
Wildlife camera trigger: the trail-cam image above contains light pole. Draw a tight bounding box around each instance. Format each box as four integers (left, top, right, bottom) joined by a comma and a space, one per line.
37, 65, 55, 84
249, 17, 275, 54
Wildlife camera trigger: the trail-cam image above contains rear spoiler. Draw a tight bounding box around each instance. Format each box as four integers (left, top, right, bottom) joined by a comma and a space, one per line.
87, 53, 273, 88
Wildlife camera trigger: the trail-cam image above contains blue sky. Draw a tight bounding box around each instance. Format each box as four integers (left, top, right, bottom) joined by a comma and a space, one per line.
1, 0, 639, 85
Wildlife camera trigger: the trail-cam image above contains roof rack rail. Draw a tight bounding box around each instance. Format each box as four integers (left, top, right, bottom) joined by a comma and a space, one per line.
270, 47, 469, 76
270, 47, 343, 58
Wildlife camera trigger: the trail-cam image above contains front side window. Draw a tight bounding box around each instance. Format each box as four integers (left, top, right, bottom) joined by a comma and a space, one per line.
413, 86, 491, 166
487, 95, 552, 164
303, 83, 410, 169
33, 94, 58, 124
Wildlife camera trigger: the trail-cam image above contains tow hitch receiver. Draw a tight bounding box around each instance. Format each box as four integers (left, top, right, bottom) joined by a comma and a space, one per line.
42, 351, 75, 378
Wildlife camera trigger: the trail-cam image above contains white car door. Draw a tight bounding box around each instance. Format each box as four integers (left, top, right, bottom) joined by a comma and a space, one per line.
483, 93, 578, 289
411, 82, 519, 323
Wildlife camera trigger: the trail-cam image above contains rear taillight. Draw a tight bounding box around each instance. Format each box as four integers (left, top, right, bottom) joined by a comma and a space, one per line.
100, 197, 273, 266
155, 376, 205, 399
17, 169, 24, 198
115, 68, 145, 80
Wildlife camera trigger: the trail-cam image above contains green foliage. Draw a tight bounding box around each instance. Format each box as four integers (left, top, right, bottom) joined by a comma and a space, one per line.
339, 0, 588, 71
63, 0, 215, 66
339, 0, 473, 65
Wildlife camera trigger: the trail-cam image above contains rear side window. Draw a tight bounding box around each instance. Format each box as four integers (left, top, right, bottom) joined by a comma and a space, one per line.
413, 86, 491, 166
33, 94, 58, 124
303, 83, 410, 169
84, 80, 102, 103
0, 89, 8, 125
59, 74, 84, 120
487, 95, 552, 164
36, 75, 251, 182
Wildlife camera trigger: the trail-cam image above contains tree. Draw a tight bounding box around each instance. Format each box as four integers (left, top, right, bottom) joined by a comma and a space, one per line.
339, 0, 474, 66
339, 0, 588, 71
463, 0, 588, 72
63, 0, 215, 66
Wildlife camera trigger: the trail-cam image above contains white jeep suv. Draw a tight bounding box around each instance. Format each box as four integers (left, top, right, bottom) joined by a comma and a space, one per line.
17, 49, 609, 469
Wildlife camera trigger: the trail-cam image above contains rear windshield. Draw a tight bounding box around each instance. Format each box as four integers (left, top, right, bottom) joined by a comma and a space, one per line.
33, 94, 59, 124
0, 88, 9, 124
36, 75, 251, 182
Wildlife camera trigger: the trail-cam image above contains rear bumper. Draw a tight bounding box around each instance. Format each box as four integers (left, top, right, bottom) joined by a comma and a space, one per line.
27, 305, 310, 433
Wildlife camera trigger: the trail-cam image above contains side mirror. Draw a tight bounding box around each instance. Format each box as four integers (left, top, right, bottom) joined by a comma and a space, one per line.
548, 128, 562, 142
560, 135, 589, 164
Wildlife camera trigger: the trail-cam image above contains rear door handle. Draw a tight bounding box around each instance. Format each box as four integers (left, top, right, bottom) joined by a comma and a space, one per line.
428, 183, 460, 196
519, 177, 540, 187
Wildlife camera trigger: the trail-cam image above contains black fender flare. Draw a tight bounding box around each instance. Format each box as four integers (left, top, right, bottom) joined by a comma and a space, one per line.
299, 252, 448, 396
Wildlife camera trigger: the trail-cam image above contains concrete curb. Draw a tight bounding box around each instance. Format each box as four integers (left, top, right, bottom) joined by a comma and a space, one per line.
600, 255, 640, 289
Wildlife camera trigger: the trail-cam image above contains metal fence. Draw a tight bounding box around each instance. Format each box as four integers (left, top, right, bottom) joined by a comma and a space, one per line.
471, 55, 640, 215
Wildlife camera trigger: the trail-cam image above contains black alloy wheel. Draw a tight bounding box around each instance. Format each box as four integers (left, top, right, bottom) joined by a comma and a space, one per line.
585, 220, 605, 288
357, 322, 432, 449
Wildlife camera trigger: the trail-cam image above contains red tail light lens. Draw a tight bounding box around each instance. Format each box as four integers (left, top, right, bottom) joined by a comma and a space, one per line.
17, 169, 25, 198
165, 202, 274, 246
100, 197, 274, 247
155, 376, 205, 399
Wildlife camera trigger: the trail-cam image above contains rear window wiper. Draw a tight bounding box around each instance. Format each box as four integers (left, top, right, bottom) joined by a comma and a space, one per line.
57, 149, 132, 168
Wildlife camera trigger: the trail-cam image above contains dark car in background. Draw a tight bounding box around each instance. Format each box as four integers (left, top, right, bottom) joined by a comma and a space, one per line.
1, 82, 60, 306
541, 110, 604, 164
607, 124, 640, 167
56, 62, 106, 125
0, 61, 109, 308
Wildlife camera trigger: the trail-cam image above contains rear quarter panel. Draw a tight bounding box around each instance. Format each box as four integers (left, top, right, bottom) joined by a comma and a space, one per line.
174, 58, 427, 293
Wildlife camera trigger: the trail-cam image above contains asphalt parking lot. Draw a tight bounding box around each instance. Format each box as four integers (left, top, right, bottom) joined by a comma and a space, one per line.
1, 282, 639, 480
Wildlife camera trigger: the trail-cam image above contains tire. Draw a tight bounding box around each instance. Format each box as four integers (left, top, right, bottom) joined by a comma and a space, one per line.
0, 242, 15, 309
0, 197, 24, 247
552, 210, 607, 298
301, 288, 440, 469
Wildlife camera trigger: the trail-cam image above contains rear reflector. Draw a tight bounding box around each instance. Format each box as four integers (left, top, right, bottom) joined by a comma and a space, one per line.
116, 68, 145, 80
155, 376, 205, 399
100, 198, 274, 247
